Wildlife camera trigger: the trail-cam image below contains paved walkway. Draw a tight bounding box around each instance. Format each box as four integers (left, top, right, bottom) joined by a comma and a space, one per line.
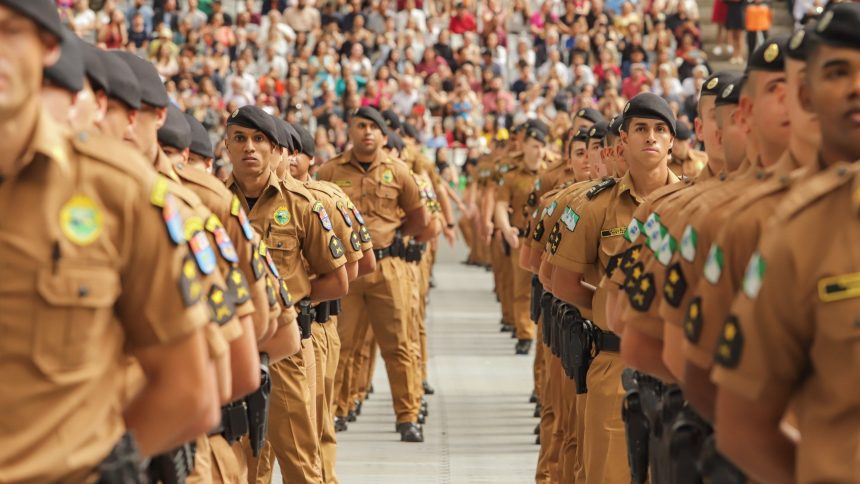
334, 241, 539, 483
275, 241, 540, 483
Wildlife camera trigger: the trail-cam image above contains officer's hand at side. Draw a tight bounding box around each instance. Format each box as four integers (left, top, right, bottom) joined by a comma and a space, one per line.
503, 226, 520, 249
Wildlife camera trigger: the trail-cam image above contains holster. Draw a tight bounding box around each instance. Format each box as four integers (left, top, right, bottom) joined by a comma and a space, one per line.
501, 236, 511, 257
569, 316, 594, 394
297, 299, 315, 339
246, 353, 271, 457
549, 298, 567, 358
314, 301, 331, 323
530, 276, 543, 323
97, 432, 145, 484
330, 299, 341, 316
668, 404, 708, 484
391, 232, 406, 259
147, 442, 196, 484
540, 292, 554, 347
405, 241, 424, 263
699, 434, 746, 484
621, 369, 650, 484
218, 401, 250, 444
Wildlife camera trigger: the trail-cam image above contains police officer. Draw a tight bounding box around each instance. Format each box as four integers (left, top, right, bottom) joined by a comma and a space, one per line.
668, 121, 708, 178
713, 6, 860, 482
0, 1, 218, 481
185, 112, 217, 172
315, 106, 430, 443
40, 26, 83, 127
223, 106, 349, 482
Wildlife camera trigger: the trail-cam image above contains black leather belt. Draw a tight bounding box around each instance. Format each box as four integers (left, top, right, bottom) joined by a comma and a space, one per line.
374, 246, 392, 260
596, 329, 621, 352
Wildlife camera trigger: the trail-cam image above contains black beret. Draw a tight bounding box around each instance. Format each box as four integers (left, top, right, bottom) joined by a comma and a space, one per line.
386, 130, 405, 152
675, 121, 693, 141
553, 94, 570, 113
608, 115, 623, 136
157, 104, 191, 150
382, 109, 402, 131
402, 122, 420, 141
587, 121, 609, 140
273, 117, 292, 150
787, 25, 815, 61
526, 118, 550, 137
185, 113, 214, 159
0, 0, 62, 38
746, 34, 789, 73
44, 28, 84, 93
622, 92, 677, 135
700, 71, 740, 97
812, 2, 860, 50
524, 126, 547, 144
227, 106, 280, 145
353, 106, 388, 134
293, 124, 315, 158
574, 107, 605, 124
78, 40, 108, 93
99, 50, 141, 110
283, 121, 303, 153
511, 122, 527, 134
572, 127, 590, 143
715, 75, 744, 107
114, 51, 169, 108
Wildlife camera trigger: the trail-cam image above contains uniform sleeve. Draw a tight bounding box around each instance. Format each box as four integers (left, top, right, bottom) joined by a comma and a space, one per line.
496, 173, 513, 205
301, 199, 348, 276
117, 194, 209, 348
397, 164, 426, 213
545, 198, 603, 274
323, 194, 362, 263
711, 233, 812, 402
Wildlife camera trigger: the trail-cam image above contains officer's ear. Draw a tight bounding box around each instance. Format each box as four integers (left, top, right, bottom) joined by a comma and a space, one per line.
693, 116, 704, 141
798, 76, 814, 114
40, 31, 61, 69
154, 107, 168, 129
619, 128, 628, 145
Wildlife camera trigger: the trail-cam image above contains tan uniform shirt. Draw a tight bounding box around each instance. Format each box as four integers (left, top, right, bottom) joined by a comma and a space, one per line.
685, 151, 810, 368
496, 160, 542, 234
227, 171, 346, 302
315, 148, 424, 249
304, 179, 364, 263
669, 148, 708, 179
712, 161, 860, 484
527, 179, 595, 252
0, 113, 208, 482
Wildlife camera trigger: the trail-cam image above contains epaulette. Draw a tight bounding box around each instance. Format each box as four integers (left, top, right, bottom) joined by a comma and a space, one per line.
585, 177, 617, 200
281, 177, 315, 202
773, 162, 858, 222
70, 130, 153, 180
175, 162, 234, 199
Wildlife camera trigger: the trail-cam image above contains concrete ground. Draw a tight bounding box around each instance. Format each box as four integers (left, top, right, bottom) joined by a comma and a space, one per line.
274, 240, 540, 483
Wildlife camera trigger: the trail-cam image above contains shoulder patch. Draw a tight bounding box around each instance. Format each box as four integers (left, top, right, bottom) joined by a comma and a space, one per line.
178, 256, 203, 307
359, 225, 371, 243
350, 202, 366, 226
586, 178, 617, 200
329, 235, 345, 258
231, 196, 254, 241
743, 251, 767, 299
714, 315, 744, 368
259, 242, 280, 279
547, 222, 563, 254
265, 276, 278, 307
226, 266, 251, 305
336, 200, 353, 227
205, 214, 239, 263
624, 217, 643, 242
560, 207, 580, 231
663, 262, 687, 307
185, 217, 217, 275
624, 262, 646, 297
313, 201, 333, 231
279, 278, 293, 307
350, 231, 362, 251
208, 284, 236, 326
533, 219, 545, 242
703, 244, 724, 284
629, 273, 656, 312
683, 296, 703, 343
251, 243, 266, 281
680, 225, 698, 262
620, 244, 643, 276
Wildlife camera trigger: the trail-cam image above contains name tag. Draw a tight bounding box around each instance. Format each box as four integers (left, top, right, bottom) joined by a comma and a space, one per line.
335, 180, 352, 188
818, 272, 860, 303
601, 227, 626, 238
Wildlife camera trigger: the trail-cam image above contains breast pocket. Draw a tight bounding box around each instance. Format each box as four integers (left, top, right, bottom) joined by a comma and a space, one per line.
375, 185, 399, 215
815, 296, 860, 399
267, 227, 300, 275
34, 265, 120, 379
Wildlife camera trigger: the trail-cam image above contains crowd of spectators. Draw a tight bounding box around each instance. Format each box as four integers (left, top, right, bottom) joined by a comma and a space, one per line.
53, 0, 795, 177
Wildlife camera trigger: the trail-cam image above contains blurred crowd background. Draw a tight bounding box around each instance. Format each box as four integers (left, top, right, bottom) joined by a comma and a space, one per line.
56, 0, 814, 184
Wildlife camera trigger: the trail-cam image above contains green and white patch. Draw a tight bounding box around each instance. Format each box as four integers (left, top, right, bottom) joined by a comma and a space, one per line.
647, 223, 669, 253
624, 217, 643, 242
545, 200, 558, 217
657, 235, 677, 266
644, 213, 662, 241
680, 225, 697, 262
704, 244, 724, 284
742, 252, 766, 299
560, 207, 580, 231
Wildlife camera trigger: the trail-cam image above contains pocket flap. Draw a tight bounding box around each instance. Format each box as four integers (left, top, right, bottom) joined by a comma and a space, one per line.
37, 266, 119, 308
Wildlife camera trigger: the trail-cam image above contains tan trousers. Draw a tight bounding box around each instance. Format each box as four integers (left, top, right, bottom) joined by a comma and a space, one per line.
510, 245, 536, 341
333, 257, 420, 424
311, 319, 341, 484
255, 339, 320, 484
535, 344, 562, 483
581, 351, 629, 484
490, 234, 514, 324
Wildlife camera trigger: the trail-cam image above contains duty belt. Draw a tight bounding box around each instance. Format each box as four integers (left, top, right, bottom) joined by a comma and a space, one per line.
210, 400, 249, 443
297, 299, 315, 339
374, 244, 403, 261
97, 432, 145, 484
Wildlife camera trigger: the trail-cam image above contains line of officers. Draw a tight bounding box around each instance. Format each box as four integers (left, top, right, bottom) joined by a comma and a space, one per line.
0, 1, 461, 483
460, 3, 860, 483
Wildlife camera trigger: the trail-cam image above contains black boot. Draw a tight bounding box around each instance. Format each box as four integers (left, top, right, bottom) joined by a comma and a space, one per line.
529, 391, 538, 403
422, 380, 435, 395
396, 422, 424, 443
334, 417, 348, 432
354, 400, 363, 416
515, 339, 532, 355
347, 409, 357, 422
533, 403, 542, 418
534, 423, 541, 435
